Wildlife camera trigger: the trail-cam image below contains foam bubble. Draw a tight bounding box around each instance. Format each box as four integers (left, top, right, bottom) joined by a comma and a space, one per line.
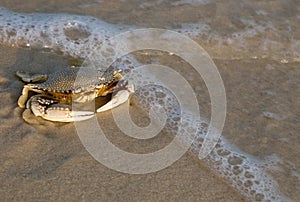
174, 23, 211, 38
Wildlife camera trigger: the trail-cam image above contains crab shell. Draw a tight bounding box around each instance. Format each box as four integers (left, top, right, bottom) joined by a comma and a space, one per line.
18, 67, 133, 122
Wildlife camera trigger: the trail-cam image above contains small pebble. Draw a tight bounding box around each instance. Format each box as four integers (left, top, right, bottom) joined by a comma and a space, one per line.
262, 111, 286, 121
280, 59, 288, 64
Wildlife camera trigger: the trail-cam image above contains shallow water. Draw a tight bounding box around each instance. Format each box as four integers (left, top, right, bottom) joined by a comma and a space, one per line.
0, 0, 299, 201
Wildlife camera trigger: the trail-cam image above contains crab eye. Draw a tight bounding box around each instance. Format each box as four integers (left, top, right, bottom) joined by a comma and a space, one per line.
113, 70, 123, 80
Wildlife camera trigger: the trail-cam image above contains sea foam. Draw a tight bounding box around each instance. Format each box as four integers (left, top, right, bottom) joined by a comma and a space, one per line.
133, 84, 290, 202
0, 7, 131, 59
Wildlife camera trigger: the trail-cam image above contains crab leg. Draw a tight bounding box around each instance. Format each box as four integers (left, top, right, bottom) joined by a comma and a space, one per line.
16, 71, 48, 108
17, 85, 30, 108
97, 83, 134, 112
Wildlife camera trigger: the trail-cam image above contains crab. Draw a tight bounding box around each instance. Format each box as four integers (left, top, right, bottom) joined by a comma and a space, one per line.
16, 67, 134, 122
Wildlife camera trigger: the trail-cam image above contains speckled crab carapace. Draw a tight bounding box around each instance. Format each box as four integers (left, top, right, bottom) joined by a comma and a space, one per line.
16, 67, 134, 122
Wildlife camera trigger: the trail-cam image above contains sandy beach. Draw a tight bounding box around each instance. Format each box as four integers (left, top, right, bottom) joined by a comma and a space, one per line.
0, 0, 299, 201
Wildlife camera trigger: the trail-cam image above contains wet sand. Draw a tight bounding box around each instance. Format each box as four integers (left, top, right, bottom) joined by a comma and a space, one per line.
0, 46, 247, 201
0, 0, 299, 201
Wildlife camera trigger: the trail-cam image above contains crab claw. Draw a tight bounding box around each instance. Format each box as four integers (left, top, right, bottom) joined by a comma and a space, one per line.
29, 95, 95, 122
40, 107, 95, 122
97, 83, 134, 112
